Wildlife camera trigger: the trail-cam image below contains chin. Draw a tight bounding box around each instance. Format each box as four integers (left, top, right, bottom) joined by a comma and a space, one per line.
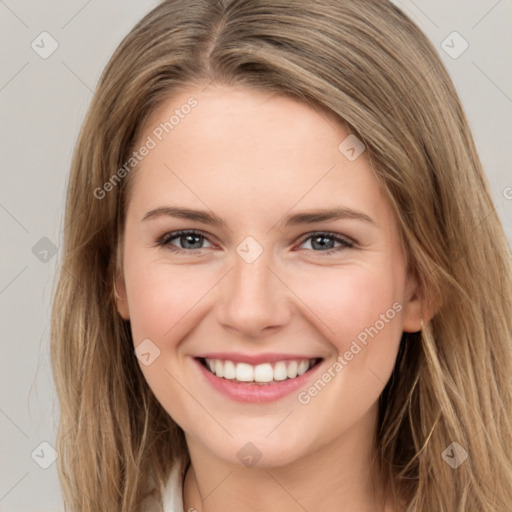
197, 426, 317, 469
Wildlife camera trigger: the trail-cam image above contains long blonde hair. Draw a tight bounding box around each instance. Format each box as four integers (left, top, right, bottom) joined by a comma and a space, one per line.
51, 1, 512, 510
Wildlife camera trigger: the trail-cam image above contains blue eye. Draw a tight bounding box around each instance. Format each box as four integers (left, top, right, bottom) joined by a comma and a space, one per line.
157, 230, 213, 252
298, 232, 354, 254
155, 230, 354, 255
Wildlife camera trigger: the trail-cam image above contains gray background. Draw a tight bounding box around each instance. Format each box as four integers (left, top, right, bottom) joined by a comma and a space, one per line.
1, 1, 511, 510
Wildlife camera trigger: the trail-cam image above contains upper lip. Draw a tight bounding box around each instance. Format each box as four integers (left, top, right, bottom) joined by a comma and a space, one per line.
195, 352, 322, 365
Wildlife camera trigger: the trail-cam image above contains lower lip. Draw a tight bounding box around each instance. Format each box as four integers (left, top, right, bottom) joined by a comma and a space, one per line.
194, 358, 323, 403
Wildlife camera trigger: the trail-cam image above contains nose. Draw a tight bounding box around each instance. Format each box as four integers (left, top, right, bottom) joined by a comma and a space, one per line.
215, 250, 293, 339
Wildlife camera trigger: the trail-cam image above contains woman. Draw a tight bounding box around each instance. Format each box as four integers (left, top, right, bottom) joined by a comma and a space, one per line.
51, 1, 512, 510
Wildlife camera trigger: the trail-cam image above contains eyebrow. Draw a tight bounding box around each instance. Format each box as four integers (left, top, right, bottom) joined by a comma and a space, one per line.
142, 206, 375, 227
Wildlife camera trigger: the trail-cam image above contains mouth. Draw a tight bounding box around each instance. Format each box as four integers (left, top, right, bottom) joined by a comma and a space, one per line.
193, 355, 324, 403
196, 357, 322, 384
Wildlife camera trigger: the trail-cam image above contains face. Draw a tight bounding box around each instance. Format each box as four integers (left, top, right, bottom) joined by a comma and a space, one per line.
115, 84, 424, 468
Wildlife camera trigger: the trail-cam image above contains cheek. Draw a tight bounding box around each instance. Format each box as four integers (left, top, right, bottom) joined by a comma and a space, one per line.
124, 260, 209, 343
123, 261, 207, 431
289, 267, 404, 432
288, 264, 406, 405
290, 265, 403, 348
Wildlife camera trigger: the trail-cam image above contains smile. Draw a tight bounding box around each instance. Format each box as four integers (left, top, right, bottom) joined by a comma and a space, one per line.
200, 357, 320, 384
194, 355, 324, 403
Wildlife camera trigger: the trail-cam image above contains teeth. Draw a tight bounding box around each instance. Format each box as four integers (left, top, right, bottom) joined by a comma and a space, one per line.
273, 361, 288, 381
224, 360, 236, 380
203, 358, 317, 383
297, 360, 309, 376
254, 363, 273, 382
215, 360, 224, 378
236, 363, 254, 382
287, 360, 298, 379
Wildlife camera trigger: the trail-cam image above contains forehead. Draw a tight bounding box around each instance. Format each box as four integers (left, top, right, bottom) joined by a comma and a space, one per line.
126, 84, 391, 227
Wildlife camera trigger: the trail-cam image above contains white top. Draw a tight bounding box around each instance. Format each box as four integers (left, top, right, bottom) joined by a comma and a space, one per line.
161, 461, 184, 512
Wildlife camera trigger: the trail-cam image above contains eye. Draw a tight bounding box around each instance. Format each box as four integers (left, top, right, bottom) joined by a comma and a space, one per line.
155, 230, 355, 256
297, 232, 354, 254
156, 230, 214, 253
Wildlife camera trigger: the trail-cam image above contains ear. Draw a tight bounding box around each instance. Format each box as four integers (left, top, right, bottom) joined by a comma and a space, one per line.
114, 274, 130, 321
401, 270, 437, 332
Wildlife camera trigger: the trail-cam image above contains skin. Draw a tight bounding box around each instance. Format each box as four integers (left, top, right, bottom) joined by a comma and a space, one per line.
115, 84, 429, 512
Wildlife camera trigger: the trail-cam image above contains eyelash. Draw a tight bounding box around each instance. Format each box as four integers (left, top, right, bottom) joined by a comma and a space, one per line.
155, 229, 355, 256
